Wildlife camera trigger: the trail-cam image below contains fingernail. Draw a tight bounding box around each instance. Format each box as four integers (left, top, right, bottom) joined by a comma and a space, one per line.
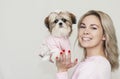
62, 49, 65, 52
68, 50, 71, 54
60, 52, 62, 55
56, 57, 58, 59
75, 58, 78, 62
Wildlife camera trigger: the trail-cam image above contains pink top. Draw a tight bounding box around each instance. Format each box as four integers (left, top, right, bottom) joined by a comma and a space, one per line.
39, 35, 70, 58
45, 35, 70, 51
56, 56, 111, 79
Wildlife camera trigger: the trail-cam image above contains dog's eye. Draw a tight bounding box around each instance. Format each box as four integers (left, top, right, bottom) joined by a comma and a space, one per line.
62, 18, 67, 22
54, 19, 58, 23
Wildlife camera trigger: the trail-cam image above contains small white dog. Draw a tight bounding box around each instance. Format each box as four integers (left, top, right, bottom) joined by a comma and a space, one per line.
39, 11, 76, 63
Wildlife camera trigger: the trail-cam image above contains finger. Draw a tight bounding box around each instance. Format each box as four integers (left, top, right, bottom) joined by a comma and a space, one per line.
60, 51, 67, 65
72, 58, 78, 67
60, 52, 64, 62
62, 49, 66, 62
56, 56, 61, 65
67, 58, 78, 68
66, 50, 71, 64
62, 49, 65, 52
56, 56, 59, 62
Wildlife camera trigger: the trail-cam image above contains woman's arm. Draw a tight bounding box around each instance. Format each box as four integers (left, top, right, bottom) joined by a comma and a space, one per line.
56, 72, 68, 79
56, 50, 78, 79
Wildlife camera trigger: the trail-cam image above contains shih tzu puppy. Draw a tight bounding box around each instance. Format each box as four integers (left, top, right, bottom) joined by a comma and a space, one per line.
39, 11, 76, 63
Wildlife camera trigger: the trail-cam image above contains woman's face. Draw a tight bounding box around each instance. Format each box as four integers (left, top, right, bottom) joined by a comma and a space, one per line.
78, 15, 105, 48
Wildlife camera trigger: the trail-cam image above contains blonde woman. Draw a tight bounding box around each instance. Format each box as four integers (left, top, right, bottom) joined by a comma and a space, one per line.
55, 10, 119, 79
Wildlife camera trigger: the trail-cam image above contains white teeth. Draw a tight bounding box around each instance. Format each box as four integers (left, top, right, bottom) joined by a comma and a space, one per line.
82, 37, 91, 41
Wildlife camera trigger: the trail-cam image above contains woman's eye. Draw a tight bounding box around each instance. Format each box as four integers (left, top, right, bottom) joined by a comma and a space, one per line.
91, 27, 97, 30
79, 25, 86, 28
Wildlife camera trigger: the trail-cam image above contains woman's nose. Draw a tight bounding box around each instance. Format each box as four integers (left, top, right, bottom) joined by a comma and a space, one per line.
83, 28, 90, 35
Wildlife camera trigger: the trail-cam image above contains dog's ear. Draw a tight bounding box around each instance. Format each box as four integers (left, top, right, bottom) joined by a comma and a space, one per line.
44, 16, 50, 30
69, 13, 76, 24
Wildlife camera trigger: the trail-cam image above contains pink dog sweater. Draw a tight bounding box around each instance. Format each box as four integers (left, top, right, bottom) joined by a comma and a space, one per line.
39, 35, 70, 61
46, 35, 70, 51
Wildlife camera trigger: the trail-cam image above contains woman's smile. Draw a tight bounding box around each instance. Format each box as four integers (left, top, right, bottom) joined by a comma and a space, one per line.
81, 36, 92, 41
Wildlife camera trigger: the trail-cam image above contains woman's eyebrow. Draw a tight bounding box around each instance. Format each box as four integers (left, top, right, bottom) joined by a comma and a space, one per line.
80, 23, 85, 25
90, 24, 100, 27
80, 23, 101, 28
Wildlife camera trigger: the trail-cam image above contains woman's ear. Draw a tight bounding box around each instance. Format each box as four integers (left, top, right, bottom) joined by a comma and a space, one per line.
102, 34, 106, 40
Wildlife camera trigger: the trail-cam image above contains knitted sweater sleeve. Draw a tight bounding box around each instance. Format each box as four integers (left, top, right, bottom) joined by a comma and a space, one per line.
56, 72, 68, 79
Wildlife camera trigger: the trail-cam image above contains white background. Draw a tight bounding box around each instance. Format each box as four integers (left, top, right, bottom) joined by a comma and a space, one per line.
0, 0, 120, 79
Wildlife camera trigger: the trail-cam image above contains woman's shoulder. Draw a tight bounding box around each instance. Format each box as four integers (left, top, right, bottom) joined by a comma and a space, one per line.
79, 56, 111, 71
74, 56, 111, 79
87, 56, 110, 66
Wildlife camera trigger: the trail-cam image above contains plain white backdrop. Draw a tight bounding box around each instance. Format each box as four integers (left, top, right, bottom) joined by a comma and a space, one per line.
0, 0, 120, 79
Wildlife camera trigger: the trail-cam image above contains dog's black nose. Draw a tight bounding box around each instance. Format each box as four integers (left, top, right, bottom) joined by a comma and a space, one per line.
59, 22, 63, 26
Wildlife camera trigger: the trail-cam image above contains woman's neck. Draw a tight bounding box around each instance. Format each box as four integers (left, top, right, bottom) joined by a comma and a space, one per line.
85, 46, 106, 58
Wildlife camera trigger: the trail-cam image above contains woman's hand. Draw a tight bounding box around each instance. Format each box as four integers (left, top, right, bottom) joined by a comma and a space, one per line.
56, 50, 78, 72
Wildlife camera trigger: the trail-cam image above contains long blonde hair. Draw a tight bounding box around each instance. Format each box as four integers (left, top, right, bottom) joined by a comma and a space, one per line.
78, 10, 119, 71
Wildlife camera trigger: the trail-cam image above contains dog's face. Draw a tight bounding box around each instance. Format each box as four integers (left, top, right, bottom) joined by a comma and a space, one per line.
44, 11, 76, 37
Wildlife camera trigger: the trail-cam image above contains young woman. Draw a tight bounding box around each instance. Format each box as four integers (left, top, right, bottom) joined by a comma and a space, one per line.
55, 10, 119, 79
